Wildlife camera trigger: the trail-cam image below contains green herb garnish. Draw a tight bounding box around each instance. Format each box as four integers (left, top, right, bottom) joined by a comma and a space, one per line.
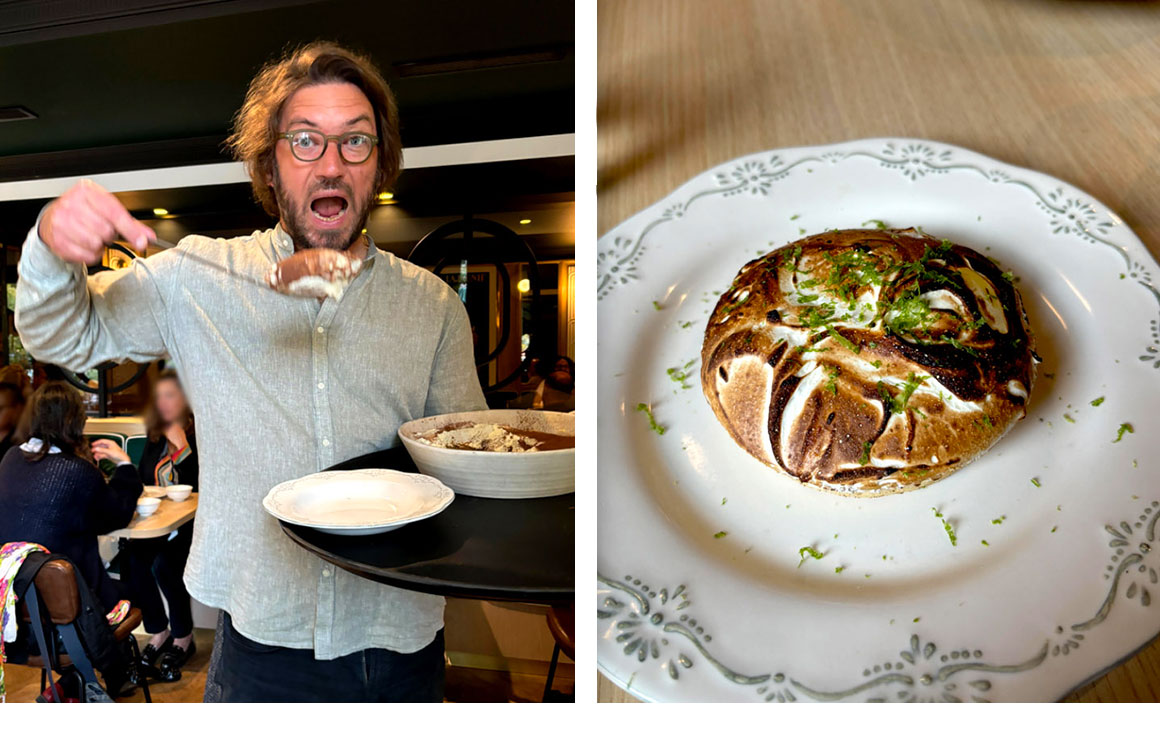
859, 441, 872, 466
826, 326, 860, 354
880, 372, 928, 414
652, 301, 663, 310
1113, 423, 1134, 443
824, 365, 841, 395
635, 403, 666, 435
1090, 396, 1105, 407
863, 219, 888, 230
834, 566, 845, 574
981, 540, 989, 547
1031, 477, 1041, 488
713, 531, 728, 539
1063, 413, 1076, 424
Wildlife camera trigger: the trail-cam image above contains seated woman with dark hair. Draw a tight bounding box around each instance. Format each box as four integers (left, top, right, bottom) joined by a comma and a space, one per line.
0, 381, 143, 697
0, 381, 141, 611
95, 370, 198, 682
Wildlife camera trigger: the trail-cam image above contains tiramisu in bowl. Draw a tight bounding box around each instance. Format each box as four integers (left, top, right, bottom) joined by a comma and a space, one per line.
399, 409, 574, 499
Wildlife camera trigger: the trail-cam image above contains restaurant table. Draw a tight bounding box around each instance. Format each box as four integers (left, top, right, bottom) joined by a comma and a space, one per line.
279, 446, 574, 605
598, 0, 1160, 703
106, 493, 198, 540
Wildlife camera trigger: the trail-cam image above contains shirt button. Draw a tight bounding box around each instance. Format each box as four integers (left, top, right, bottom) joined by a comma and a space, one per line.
322, 438, 330, 447
316, 326, 325, 334
322, 567, 331, 577
317, 382, 325, 390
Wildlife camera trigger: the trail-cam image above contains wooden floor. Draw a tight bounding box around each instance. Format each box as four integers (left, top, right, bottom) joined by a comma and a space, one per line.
2, 627, 572, 703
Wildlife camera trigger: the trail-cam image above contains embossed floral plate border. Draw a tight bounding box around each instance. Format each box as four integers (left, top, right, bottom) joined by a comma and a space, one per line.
597, 138, 1160, 702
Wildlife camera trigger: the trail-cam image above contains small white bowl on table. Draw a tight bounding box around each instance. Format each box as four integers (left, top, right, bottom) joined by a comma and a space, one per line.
399, 410, 574, 499
136, 497, 161, 517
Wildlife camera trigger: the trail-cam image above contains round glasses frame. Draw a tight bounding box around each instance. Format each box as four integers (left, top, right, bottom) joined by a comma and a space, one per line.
277, 129, 380, 164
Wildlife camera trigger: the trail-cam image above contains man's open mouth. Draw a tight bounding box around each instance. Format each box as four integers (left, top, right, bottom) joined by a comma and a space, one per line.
310, 195, 349, 225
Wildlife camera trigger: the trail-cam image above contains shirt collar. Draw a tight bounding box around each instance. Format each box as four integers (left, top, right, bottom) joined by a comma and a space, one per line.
20, 437, 61, 455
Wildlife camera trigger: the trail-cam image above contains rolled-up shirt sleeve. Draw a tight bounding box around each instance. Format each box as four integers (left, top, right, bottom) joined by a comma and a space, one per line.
15, 212, 173, 372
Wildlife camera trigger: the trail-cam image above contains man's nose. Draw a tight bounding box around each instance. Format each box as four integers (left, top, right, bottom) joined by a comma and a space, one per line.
314, 140, 347, 177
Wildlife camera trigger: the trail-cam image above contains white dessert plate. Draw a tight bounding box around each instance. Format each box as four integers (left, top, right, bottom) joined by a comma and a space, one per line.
597, 138, 1160, 702
262, 468, 454, 536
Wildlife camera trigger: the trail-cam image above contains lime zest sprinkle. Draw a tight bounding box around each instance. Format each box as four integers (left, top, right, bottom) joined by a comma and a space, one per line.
713, 531, 728, 539
862, 219, 888, 230
932, 508, 957, 546
991, 516, 1006, 524
859, 441, 872, 466
797, 546, 824, 567
1031, 477, 1041, 488
652, 300, 663, 311
1051, 526, 1058, 533
635, 403, 666, 435
1063, 413, 1076, 424
981, 540, 989, 546
1113, 423, 1134, 443
1090, 396, 1106, 407
666, 364, 695, 390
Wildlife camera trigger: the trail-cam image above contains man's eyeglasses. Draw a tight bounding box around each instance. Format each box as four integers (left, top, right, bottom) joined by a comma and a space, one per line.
277, 129, 379, 164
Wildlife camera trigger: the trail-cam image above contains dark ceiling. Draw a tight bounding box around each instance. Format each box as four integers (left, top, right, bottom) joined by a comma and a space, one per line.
0, 0, 575, 180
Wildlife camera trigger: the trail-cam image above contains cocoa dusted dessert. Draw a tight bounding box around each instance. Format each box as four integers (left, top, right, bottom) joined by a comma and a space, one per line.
416, 422, 574, 453
700, 228, 1036, 496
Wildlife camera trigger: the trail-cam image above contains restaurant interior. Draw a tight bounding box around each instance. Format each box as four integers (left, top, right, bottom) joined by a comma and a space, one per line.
0, 0, 574, 702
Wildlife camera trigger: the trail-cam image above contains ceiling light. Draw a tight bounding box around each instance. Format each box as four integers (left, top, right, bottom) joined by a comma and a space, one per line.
517, 278, 530, 293
152, 208, 168, 217
377, 191, 394, 201
519, 218, 531, 225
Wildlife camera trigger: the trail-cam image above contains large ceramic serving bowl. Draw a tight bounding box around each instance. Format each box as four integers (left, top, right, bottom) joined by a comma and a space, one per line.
399, 410, 574, 499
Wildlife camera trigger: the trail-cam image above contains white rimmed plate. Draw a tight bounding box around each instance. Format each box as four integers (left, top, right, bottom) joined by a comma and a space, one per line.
597, 138, 1160, 702
263, 468, 454, 536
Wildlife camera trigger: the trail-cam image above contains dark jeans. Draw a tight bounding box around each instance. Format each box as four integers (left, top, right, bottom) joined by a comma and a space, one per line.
121, 522, 194, 638
216, 612, 445, 702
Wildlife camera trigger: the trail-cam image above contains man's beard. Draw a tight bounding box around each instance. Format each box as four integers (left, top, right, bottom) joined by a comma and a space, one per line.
273, 170, 372, 252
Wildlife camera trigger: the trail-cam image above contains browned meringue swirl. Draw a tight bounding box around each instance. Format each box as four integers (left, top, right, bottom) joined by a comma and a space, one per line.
700, 228, 1036, 496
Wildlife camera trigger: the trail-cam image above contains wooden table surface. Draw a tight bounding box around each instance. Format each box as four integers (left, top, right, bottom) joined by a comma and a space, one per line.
107, 492, 198, 539
597, 0, 1160, 703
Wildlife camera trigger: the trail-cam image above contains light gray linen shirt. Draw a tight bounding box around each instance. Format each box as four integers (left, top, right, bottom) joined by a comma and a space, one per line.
15, 220, 486, 659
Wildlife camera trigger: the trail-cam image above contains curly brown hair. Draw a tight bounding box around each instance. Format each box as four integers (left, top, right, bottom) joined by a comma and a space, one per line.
227, 41, 402, 219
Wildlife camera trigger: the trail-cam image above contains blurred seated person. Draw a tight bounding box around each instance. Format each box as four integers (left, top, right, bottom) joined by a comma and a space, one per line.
0, 381, 140, 611
93, 370, 198, 682
533, 356, 575, 412
0, 382, 27, 459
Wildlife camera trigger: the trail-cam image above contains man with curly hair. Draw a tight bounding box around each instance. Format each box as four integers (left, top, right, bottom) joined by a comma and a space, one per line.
16, 42, 486, 702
